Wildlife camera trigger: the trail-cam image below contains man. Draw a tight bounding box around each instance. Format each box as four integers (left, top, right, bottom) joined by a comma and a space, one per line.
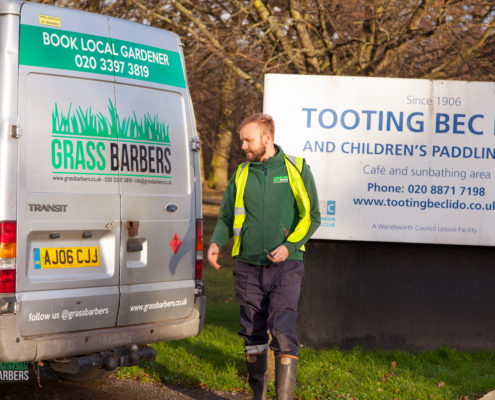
207, 113, 320, 400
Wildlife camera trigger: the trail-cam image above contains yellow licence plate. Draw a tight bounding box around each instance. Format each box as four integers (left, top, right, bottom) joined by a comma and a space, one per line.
34, 247, 100, 269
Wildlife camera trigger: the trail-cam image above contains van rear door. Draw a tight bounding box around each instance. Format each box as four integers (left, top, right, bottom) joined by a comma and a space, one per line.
16, 3, 120, 336
107, 19, 197, 326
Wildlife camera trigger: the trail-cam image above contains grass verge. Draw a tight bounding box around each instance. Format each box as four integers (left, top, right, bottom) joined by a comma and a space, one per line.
115, 213, 495, 399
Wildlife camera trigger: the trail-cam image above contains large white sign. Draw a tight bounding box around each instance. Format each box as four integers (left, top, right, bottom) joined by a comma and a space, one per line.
264, 74, 495, 246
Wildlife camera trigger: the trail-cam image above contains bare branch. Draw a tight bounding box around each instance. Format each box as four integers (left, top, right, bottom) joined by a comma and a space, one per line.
252, 0, 307, 73
288, 0, 321, 72
426, 17, 495, 79
167, 0, 263, 92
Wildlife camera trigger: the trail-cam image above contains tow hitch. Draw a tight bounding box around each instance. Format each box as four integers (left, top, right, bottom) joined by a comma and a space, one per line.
48, 344, 155, 375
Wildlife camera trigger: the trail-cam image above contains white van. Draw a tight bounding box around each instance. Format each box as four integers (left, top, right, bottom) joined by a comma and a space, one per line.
0, 0, 205, 381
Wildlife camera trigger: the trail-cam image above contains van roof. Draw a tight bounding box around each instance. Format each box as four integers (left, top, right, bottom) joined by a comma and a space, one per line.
0, 0, 21, 15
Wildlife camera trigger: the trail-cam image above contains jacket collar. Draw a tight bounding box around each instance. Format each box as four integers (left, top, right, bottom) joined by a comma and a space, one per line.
249, 144, 285, 167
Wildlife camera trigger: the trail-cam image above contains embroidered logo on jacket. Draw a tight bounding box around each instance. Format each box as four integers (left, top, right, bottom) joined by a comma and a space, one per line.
273, 176, 289, 183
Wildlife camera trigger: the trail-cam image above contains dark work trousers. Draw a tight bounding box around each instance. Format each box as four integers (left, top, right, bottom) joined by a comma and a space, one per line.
233, 260, 304, 357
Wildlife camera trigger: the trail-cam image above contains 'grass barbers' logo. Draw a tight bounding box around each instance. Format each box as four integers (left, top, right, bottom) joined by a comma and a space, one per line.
0, 362, 29, 382
51, 98, 172, 178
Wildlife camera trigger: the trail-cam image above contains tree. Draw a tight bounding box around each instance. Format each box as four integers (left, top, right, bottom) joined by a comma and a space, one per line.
207, 64, 236, 190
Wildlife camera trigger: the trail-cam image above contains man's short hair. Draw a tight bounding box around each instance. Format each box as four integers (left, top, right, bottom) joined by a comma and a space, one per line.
239, 113, 275, 139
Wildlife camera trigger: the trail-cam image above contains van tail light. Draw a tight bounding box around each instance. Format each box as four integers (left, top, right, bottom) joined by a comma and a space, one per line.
195, 219, 203, 280
0, 221, 16, 293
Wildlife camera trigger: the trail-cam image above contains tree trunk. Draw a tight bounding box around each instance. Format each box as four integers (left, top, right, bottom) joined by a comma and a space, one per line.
207, 63, 236, 190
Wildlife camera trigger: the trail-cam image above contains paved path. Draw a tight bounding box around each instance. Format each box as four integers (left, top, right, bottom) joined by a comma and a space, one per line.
479, 391, 495, 400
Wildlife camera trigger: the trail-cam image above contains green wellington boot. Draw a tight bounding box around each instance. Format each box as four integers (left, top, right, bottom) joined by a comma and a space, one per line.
246, 352, 268, 400
275, 356, 298, 400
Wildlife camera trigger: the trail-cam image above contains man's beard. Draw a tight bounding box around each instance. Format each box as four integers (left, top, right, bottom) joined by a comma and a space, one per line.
245, 143, 267, 161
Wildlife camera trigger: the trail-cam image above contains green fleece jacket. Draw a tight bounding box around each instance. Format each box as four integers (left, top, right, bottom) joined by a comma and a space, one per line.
210, 145, 321, 265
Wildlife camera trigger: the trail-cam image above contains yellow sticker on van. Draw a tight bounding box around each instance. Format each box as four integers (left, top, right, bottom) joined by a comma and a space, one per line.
34, 247, 100, 269
38, 15, 61, 28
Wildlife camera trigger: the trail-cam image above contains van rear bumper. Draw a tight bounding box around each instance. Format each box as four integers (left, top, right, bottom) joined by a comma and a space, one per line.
0, 295, 205, 362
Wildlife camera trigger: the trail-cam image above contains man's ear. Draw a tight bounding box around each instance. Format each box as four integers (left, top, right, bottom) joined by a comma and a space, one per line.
262, 132, 271, 144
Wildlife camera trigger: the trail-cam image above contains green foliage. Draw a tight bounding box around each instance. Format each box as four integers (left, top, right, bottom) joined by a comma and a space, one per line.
51, 98, 170, 143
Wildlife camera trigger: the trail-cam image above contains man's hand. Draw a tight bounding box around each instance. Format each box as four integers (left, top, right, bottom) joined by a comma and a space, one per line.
207, 243, 221, 270
267, 244, 289, 263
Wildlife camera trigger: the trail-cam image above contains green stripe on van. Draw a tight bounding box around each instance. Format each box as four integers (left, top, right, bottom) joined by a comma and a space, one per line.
19, 24, 186, 88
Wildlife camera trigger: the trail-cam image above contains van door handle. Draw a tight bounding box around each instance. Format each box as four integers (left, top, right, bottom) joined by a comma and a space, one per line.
127, 238, 143, 252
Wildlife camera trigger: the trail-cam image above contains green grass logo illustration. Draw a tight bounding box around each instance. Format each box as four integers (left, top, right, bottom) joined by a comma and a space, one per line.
52, 98, 170, 144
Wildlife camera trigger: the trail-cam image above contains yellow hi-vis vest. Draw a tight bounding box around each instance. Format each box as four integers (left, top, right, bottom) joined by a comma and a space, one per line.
232, 155, 312, 257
